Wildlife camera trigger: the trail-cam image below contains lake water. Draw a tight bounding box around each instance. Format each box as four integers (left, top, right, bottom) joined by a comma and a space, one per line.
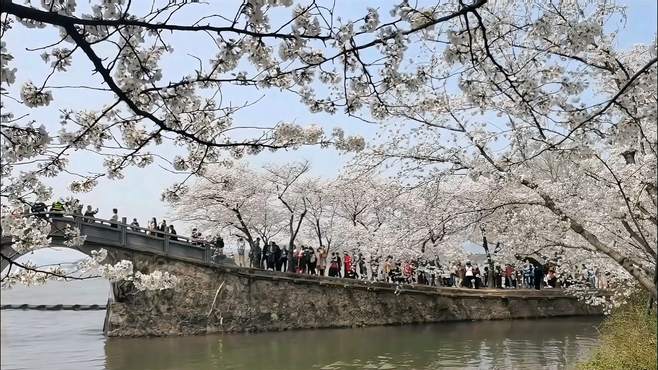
1, 279, 602, 370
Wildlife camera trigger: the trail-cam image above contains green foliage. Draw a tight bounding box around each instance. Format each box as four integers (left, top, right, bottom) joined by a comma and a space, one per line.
578, 292, 657, 370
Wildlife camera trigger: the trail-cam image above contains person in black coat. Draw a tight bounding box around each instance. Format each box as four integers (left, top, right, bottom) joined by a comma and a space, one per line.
214, 235, 224, 257
270, 242, 280, 271
168, 225, 177, 241
31, 202, 47, 219
533, 263, 544, 290
279, 245, 289, 272
261, 242, 270, 269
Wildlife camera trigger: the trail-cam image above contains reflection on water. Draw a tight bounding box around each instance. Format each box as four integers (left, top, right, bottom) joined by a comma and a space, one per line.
2, 280, 601, 370
103, 318, 600, 370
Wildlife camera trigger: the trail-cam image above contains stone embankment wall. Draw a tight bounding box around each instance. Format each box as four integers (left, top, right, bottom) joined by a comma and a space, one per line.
104, 253, 602, 337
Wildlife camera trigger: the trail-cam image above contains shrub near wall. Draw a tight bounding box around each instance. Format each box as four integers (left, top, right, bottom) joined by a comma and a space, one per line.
578, 293, 657, 370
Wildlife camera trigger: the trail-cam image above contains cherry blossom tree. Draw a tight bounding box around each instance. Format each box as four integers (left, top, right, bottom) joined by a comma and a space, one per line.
3, 0, 473, 284
302, 177, 343, 253
264, 161, 311, 257
2, 0, 654, 307
350, 0, 656, 302
170, 162, 286, 248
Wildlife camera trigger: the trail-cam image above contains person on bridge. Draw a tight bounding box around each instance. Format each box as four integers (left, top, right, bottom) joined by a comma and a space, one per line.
148, 218, 158, 236
168, 225, 177, 241
31, 201, 48, 218
110, 208, 119, 228
130, 218, 140, 231
83, 205, 99, 222
191, 227, 202, 242
49, 200, 64, 218
158, 220, 167, 237
72, 205, 83, 220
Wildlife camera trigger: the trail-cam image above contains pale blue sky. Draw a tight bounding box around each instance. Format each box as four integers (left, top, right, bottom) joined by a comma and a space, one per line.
3, 1, 656, 265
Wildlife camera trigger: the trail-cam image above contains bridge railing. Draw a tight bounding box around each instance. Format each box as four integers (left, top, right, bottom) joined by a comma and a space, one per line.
27, 212, 216, 265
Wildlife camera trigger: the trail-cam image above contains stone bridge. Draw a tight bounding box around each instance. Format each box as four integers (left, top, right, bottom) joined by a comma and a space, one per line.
1, 214, 223, 272
1, 215, 604, 337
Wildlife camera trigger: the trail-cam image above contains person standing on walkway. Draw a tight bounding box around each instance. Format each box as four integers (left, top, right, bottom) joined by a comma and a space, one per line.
299, 246, 309, 273
270, 242, 280, 271
546, 267, 557, 288
533, 263, 544, 290
316, 246, 327, 276
383, 256, 393, 283
250, 238, 262, 268
236, 237, 246, 267
329, 253, 338, 277
464, 262, 475, 288
403, 260, 414, 284
294, 245, 304, 273
306, 246, 317, 274
370, 257, 380, 282
345, 265, 357, 279
343, 252, 352, 277
474, 264, 481, 288
261, 241, 270, 269
214, 234, 225, 258
523, 261, 534, 288
280, 245, 289, 272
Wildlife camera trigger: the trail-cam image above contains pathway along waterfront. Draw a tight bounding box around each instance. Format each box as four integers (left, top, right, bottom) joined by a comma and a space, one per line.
1, 279, 602, 370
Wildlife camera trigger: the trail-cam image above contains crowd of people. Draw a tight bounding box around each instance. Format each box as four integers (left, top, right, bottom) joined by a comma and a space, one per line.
230, 239, 599, 291
31, 199, 182, 240
29, 199, 608, 291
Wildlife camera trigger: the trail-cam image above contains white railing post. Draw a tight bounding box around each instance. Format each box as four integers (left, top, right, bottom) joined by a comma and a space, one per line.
164, 234, 169, 255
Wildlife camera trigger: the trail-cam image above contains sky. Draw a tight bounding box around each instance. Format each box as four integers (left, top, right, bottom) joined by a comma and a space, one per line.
3, 0, 656, 265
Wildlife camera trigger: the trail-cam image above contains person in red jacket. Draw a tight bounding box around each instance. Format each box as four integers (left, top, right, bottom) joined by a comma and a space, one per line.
343, 252, 352, 277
